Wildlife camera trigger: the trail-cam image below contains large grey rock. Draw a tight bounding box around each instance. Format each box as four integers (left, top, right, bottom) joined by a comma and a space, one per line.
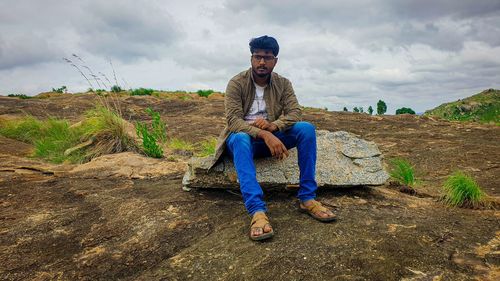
182, 130, 389, 189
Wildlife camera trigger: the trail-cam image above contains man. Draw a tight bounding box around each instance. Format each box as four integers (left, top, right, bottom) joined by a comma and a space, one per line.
212, 35, 336, 241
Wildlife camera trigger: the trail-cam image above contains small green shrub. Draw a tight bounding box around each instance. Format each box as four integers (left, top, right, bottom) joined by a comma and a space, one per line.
145, 107, 167, 143
135, 108, 166, 158
7, 94, 31, 99
131, 88, 154, 96
389, 158, 416, 187
196, 89, 214, 98
443, 171, 484, 208
136, 122, 163, 158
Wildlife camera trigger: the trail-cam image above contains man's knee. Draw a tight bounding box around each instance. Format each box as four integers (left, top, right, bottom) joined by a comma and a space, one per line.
293, 121, 316, 134
227, 132, 252, 149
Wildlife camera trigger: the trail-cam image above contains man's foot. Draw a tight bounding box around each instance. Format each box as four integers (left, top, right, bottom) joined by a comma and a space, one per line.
299, 199, 337, 222
250, 211, 274, 241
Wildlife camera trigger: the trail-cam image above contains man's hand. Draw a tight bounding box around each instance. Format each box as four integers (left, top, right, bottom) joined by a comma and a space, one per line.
251, 118, 278, 132
257, 130, 289, 160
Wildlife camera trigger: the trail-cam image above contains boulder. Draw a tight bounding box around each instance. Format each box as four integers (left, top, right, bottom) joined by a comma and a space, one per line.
182, 130, 389, 190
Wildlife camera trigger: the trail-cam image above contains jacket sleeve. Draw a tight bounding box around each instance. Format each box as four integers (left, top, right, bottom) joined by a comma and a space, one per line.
271, 79, 302, 131
225, 79, 262, 138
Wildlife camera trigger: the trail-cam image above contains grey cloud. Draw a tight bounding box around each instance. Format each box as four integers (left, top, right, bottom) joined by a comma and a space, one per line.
0, 34, 61, 70
77, 1, 181, 61
221, 0, 500, 51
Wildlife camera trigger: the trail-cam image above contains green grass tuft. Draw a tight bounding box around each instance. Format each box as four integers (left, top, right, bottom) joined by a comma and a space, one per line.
389, 158, 416, 187
443, 171, 484, 208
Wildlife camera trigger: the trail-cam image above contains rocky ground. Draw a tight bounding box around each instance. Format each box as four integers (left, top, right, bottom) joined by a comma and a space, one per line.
0, 94, 499, 280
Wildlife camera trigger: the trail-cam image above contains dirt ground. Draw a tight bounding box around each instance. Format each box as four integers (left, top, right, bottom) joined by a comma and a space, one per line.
0, 94, 499, 280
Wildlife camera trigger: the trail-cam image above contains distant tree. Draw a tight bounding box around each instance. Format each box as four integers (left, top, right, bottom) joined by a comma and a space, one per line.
52, 86, 67, 93
111, 85, 122, 93
377, 100, 387, 115
353, 107, 360, 113
359, 107, 364, 113
395, 107, 416, 115
343, 107, 348, 112
368, 106, 374, 115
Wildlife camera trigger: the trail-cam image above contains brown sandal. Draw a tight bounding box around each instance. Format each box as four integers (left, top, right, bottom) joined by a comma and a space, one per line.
249, 212, 274, 241
299, 200, 337, 222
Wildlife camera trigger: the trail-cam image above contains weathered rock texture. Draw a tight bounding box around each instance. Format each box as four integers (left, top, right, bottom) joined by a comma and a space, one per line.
183, 130, 389, 189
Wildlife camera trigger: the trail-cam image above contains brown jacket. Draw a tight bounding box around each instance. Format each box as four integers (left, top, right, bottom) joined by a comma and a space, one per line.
210, 68, 302, 168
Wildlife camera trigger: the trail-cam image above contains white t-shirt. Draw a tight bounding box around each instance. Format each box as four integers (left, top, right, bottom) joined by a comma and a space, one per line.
244, 83, 268, 122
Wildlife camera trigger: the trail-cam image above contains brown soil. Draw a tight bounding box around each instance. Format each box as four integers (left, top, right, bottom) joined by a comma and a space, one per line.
0, 94, 499, 280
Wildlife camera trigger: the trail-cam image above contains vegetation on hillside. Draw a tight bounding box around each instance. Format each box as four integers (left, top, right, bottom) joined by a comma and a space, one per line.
424, 89, 499, 124
7, 94, 31, 99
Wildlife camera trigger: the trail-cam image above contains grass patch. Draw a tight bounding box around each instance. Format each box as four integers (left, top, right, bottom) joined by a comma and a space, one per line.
168, 137, 217, 157
196, 137, 217, 157
0, 106, 138, 163
389, 158, 416, 188
168, 138, 195, 152
443, 171, 485, 208
0, 116, 44, 142
130, 88, 154, 96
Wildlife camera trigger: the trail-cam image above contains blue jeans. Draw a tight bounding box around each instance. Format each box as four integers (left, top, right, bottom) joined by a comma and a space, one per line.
225, 121, 318, 215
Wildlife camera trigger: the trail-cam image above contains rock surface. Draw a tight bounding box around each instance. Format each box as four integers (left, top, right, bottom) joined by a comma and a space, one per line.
183, 130, 389, 189
68, 152, 186, 179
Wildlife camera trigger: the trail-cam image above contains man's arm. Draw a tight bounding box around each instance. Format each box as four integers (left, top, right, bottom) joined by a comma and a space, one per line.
271, 79, 302, 132
225, 79, 289, 160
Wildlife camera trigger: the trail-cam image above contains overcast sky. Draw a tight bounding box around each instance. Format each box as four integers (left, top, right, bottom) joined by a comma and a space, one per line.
1, 0, 499, 113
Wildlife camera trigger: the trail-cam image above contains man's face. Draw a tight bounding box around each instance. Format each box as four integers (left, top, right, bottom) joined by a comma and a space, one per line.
251, 49, 278, 78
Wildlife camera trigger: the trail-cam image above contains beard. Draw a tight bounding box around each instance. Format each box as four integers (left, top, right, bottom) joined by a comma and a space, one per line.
253, 67, 270, 78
